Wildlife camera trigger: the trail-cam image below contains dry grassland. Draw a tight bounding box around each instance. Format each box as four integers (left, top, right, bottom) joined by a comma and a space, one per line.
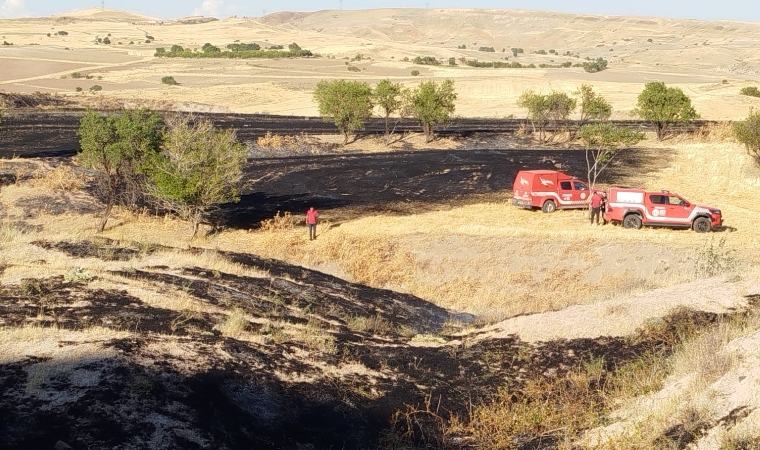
2, 129, 757, 326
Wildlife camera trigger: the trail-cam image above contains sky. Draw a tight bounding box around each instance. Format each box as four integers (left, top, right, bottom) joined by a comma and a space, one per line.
0, 0, 758, 22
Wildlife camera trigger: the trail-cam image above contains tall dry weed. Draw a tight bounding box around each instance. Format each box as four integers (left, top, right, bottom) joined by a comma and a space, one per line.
323, 235, 413, 286
30, 165, 85, 191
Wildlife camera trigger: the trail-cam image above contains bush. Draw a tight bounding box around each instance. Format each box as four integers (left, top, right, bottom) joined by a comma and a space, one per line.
535, 49, 547, 55
733, 108, 760, 165
47, 33, 51, 37
448, 57, 457, 66
161, 76, 178, 85
411, 70, 420, 76
478, 46, 495, 52
89, 85, 102, 93
57, 31, 68, 36
413, 56, 440, 66
457, 44, 466, 49
102, 37, 111, 44
75, 87, 82, 92
740, 86, 760, 98
347, 65, 360, 72
582, 58, 608, 73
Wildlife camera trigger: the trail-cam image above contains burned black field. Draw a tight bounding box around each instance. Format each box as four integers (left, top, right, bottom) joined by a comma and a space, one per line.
0, 237, 745, 450
0, 113, 726, 449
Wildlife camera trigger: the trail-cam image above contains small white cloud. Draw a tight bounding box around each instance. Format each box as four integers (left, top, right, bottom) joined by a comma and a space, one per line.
0, 0, 26, 18
193, 0, 223, 17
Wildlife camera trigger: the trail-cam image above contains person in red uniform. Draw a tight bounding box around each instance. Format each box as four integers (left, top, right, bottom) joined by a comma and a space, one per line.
590, 190, 604, 225
306, 206, 319, 240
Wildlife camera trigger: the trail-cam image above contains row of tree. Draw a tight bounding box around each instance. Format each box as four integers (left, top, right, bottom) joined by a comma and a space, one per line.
77, 110, 247, 238
313, 79, 457, 144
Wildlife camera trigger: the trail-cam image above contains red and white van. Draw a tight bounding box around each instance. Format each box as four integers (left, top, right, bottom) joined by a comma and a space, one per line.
604, 187, 722, 232
512, 170, 590, 213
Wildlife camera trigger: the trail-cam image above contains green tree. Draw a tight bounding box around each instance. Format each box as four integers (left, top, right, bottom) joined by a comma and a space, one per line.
575, 84, 612, 129
146, 117, 247, 239
545, 91, 576, 141
578, 123, 645, 190
77, 109, 164, 232
407, 79, 457, 143
733, 108, 760, 165
373, 79, 404, 145
313, 79, 374, 145
633, 81, 699, 140
517, 90, 576, 142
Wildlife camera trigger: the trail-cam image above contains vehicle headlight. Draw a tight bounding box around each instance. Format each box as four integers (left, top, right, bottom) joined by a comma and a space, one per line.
709, 209, 721, 215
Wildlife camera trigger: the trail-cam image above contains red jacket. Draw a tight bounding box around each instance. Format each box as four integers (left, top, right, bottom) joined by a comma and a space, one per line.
591, 192, 604, 208
306, 209, 319, 224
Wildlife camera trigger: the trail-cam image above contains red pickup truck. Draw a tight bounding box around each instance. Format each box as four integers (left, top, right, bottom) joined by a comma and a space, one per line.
604, 187, 722, 232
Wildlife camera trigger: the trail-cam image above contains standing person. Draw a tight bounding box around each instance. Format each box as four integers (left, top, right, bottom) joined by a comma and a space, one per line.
306, 206, 319, 240
590, 190, 604, 225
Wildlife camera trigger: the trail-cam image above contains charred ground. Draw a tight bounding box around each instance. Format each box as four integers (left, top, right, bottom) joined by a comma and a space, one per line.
0, 238, 746, 450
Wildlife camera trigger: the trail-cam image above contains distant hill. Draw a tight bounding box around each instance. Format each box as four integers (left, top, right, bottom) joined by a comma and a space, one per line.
52, 8, 161, 23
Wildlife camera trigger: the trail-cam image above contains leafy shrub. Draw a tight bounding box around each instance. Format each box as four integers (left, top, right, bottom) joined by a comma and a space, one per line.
47, 33, 51, 37
448, 57, 457, 66
740, 86, 760, 97
161, 76, 178, 85
347, 65, 360, 72
2, 41, 11, 46
534, 49, 547, 55
102, 37, 111, 44
457, 44, 466, 49
227, 43, 260, 51
413, 56, 440, 65
75, 87, 82, 92
582, 58, 609, 73
89, 85, 102, 93
57, 31, 68, 36
478, 46, 495, 52
411, 70, 420, 76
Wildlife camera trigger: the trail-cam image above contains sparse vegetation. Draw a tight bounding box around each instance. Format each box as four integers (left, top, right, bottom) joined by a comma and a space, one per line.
478, 46, 495, 52
89, 85, 102, 93
155, 42, 312, 59
411, 70, 420, 76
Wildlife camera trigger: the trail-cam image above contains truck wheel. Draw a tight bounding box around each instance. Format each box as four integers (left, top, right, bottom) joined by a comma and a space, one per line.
693, 217, 712, 233
623, 214, 642, 230
542, 200, 556, 213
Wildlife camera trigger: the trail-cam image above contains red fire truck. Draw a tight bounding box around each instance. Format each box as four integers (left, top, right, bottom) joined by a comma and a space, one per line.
603, 187, 722, 232
512, 170, 590, 213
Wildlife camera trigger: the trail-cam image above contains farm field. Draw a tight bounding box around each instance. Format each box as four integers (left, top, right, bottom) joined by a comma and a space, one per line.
2, 6, 760, 450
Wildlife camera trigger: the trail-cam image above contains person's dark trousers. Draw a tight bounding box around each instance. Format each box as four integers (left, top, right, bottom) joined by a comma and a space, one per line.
309, 224, 317, 240
590, 207, 601, 225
